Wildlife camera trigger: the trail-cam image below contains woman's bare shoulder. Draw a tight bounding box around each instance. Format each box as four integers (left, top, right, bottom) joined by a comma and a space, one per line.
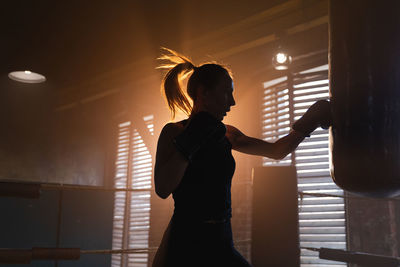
225, 124, 244, 138
158, 122, 184, 142
162, 121, 184, 133
225, 124, 248, 149
156, 122, 185, 160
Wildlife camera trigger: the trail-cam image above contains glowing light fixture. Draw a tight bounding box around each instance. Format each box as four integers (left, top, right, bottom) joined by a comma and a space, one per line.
272, 51, 292, 70
8, 70, 46, 83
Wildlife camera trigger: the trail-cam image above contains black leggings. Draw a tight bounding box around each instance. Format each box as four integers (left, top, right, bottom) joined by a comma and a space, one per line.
164, 216, 252, 267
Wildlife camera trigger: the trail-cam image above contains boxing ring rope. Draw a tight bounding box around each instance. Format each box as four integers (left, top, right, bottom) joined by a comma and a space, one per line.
41, 184, 150, 192
0, 247, 159, 264
4, 181, 400, 200
4, 181, 399, 200
0, 181, 150, 199
81, 247, 158, 254
298, 191, 400, 202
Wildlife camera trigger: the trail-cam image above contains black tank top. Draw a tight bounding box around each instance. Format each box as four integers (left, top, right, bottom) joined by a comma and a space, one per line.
172, 119, 236, 221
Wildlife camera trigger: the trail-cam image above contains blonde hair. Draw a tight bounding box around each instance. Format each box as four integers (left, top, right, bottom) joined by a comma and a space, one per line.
158, 48, 232, 119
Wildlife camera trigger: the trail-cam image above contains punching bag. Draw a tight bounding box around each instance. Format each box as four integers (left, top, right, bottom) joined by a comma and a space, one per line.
329, 0, 400, 197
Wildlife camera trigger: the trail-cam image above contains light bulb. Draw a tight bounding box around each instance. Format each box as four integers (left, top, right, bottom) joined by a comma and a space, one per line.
272, 51, 292, 70
276, 53, 288, 64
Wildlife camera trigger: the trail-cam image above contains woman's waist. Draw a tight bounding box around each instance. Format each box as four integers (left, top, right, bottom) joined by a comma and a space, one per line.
169, 214, 234, 248
172, 208, 232, 224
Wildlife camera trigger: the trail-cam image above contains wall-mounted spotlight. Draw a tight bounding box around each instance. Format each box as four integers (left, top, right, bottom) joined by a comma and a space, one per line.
272, 50, 292, 70
8, 70, 46, 83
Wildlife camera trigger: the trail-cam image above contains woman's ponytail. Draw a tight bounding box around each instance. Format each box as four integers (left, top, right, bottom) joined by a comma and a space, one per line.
158, 48, 196, 119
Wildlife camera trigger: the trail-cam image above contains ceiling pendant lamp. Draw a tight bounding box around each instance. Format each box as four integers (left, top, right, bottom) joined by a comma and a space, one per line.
8, 70, 46, 83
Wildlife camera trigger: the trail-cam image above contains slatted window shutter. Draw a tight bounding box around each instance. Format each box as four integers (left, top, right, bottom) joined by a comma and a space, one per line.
112, 121, 130, 267
262, 76, 291, 166
143, 115, 154, 136
262, 65, 347, 267
112, 116, 153, 267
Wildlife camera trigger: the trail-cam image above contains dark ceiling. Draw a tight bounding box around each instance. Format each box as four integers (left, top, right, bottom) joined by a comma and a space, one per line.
1, 0, 285, 88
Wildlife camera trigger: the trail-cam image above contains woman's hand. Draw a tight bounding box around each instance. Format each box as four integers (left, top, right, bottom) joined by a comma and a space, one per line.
292, 100, 332, 137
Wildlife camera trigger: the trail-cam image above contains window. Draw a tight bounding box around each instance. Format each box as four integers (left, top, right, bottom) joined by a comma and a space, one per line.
262, 65, 347, 266
112, 116, 154, 267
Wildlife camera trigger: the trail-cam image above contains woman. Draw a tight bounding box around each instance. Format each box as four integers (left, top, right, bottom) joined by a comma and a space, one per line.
153, 49, 330, 267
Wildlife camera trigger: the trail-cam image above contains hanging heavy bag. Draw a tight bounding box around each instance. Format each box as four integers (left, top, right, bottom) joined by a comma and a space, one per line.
329, 0, 400, 197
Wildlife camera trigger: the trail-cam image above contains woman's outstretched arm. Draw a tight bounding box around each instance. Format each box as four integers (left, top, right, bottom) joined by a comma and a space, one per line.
226, 125, 306, 160
227, 100, 331, 159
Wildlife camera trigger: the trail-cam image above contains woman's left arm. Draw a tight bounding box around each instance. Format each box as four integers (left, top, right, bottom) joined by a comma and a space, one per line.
226, 125, 306, 160
227, 100, 332, 159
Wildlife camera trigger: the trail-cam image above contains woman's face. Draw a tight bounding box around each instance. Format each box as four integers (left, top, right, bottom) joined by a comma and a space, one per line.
202, 74, 236, 121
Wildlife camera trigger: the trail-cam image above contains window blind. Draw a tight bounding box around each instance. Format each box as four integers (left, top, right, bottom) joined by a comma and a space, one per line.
262, 65, 347, 267
112, 117, 153, 267
112, 121, 130, 267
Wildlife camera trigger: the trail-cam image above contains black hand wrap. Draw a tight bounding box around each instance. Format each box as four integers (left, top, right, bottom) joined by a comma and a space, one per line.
292, 100, 332, 137
173, 112, 226, 162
